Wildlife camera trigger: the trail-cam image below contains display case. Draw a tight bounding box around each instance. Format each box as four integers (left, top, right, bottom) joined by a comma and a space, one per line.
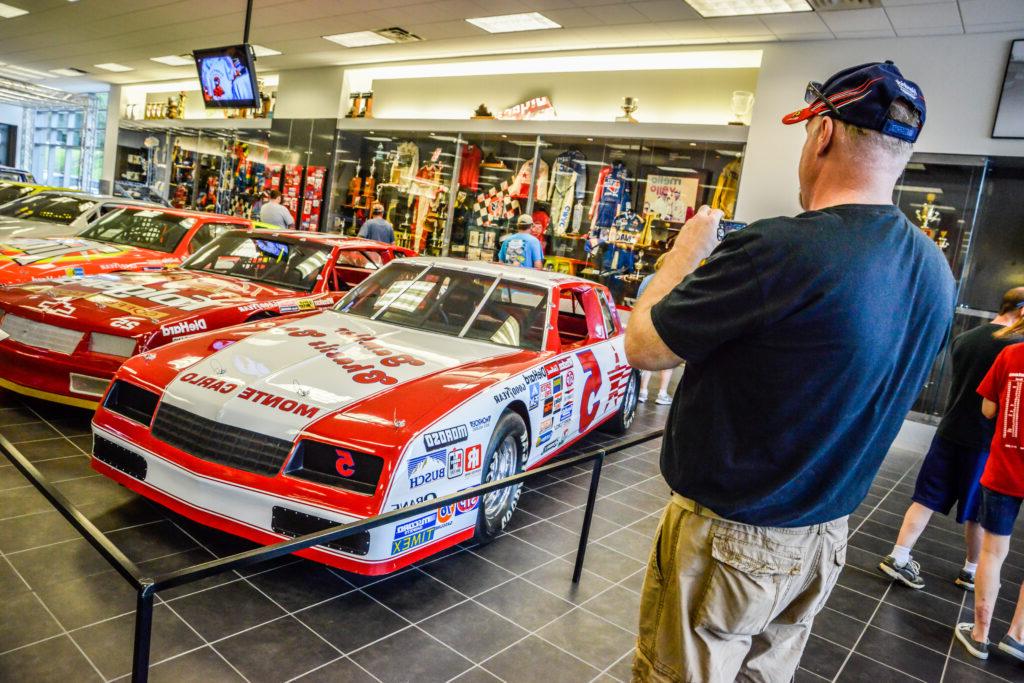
326, 122, 746, 303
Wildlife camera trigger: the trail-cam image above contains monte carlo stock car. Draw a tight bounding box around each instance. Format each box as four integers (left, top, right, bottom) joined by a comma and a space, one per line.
0, 230, 412, 407
0, 191, 165, 240
0, 205, 250, 285
90, 258, 640, 575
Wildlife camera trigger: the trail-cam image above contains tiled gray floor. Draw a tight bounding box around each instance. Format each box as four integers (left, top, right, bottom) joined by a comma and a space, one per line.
2, 390, 1023, 682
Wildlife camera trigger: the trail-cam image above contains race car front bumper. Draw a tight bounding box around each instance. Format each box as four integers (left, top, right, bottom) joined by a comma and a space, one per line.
90, 426, 472, 575
0, 338, 119, 408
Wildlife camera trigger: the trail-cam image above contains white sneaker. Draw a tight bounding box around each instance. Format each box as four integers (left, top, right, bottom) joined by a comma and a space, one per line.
637, 393, 647, 403
655, 393, 672, 405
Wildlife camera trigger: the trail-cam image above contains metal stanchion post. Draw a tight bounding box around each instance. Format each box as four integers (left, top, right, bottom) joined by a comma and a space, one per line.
572, 450, 605, 584
131, 583, 156, 683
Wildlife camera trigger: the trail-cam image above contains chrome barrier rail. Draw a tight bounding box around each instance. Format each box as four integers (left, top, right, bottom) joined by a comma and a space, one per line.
1, 428, 664, 683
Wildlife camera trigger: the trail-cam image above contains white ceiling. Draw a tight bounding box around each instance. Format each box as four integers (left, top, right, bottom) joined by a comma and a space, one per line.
0, 0, 1021, 91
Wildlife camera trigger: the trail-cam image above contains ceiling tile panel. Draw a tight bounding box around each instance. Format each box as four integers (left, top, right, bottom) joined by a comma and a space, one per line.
630, 1, 702, 22
820, 8, 893, 32
885, 2, 963, 29
882, 0, 956, 5
761, 12, 832, 37
958, 0, 1024, 27
586, 4, 650, 25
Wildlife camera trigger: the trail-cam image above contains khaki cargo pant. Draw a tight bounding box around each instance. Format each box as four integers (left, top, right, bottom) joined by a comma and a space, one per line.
632, 494, 848, 683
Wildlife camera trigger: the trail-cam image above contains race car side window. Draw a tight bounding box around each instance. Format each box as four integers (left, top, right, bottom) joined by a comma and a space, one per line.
187, 223, 238, 254
554, 285, 608, 350
597, 291, 618, 337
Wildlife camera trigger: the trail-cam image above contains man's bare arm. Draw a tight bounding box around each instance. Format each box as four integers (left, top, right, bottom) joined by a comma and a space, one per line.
625, 206, 723, 370
982, 398, 997, 419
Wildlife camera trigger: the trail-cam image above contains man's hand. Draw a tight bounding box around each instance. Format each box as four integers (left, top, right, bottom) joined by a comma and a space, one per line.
625, 206, 724, 370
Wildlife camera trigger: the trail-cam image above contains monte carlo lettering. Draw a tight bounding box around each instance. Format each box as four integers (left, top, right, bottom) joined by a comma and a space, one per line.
423, 425, 468, 450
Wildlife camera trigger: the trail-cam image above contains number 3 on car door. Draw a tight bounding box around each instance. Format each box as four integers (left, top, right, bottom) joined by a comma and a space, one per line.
576, 349, 602, 432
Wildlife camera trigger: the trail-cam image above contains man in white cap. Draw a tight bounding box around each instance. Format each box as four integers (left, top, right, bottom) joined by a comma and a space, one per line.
498, 214, 544, 269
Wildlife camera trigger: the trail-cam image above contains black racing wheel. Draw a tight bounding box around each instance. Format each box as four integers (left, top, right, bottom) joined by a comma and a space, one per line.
602, 369, 640, 435
474, 410, 529, 544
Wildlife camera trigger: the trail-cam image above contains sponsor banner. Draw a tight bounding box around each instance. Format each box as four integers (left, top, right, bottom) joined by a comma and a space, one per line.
161, 319, 208, 337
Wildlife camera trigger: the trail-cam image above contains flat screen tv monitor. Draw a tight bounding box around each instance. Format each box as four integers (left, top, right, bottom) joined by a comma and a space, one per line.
993, 39, 1024, 139
193, 44, 259, 109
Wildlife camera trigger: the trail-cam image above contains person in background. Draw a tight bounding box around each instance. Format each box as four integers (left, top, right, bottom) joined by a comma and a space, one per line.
259, 189, 295, 229
954, 324, 1024, 663
637, 254, 675, 406
358, 204, 395, 244
498, 214, 544, 269
625, 62, 954, 682
879, 288, 1024, 592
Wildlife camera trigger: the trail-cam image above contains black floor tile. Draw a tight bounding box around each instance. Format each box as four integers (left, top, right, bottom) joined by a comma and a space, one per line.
467, 535, 556, 574
74, 603, 203, 680
550, 506, 622, 540
482, 635, 600, 681
870, 602, 953, 655
581, 585, 641, 635
5, 436, 86, 462
34, 567, 139, 631
1, 421, 61, 443
582, 542, 646, 583
421, 549, 515, 597
475, 577, 575, 632
0, 557, 27, 600
245, 560, 353, 612
942, 657, 1016, 682
349, 625, 472, 682
297, 590, 408, 654
0, 634, 102, 682
292, 656, 376, 682
511, 519, 580, 555
452, 665, 504, 682
523, 558, 614, 605
6, 538, 112, 589
800, 634, 849, 679
420, 600, 529, 663
146, 646, 246, 683
363, 569, 465, 623
536, 607, 635, 670
0, 508, 81, 553
882, 579, 964, 626
826, 584, 881, 623
854, 624, 947, 681
166, 579, 286, 642
0, 590, 62, 651
811, 606, 865, 649
835, 652, 913, 681
517, 489, 575, 518
600, 527, 655, 560
837, 565, 891, 600
214, 616, 339, 683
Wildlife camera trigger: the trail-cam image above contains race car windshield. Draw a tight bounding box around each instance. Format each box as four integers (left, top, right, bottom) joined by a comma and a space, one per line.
0, 182, 36, 206
0, 193, 96, 225
337, 263, 548, 351
77, 209, 193, 252
183, 234, 331, 291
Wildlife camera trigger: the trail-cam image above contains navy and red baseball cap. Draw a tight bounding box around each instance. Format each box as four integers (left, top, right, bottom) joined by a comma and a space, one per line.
782, 61, 926, 142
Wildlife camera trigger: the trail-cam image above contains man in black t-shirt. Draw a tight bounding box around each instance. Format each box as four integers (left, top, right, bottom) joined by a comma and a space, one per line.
626, 62, 954, 682
878, 289, 1024, 592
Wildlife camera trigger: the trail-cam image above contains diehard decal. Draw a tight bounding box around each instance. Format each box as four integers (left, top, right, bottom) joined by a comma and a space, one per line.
161, 319, 208, 337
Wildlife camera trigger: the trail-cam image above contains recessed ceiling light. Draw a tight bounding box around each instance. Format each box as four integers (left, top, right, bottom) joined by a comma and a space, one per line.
250, 45, 281, 57
466, 12, 560, 34
682, 0, 811, 18
322, 31, 395, 48
49, 67, 86, 77
0, 3, 27, 18
94, 62, 133, 72
150, 55, 192, 66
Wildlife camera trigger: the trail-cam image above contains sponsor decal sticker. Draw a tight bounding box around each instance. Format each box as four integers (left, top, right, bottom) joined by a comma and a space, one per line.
559, 406, 572, 423
36, 297, 76, 316
446, 444, 482, 478
280, 305, 299, 313
297, 299, 316, 311
161, 319, 208, 337
565, 371, 574, 388
389, 492, 437, 510
456, 497, 479, 514
540, 417, 553, 432
528, 383, 540, 409
109, 316, 143, 331
543, 397, 553, 416
436, 504, 455, 525
236, 387, 320, 418
552, 376, 563, 394
523, 368, 545, 383
553, 395, 562, 411
545, 357, 572, 378
392, 513, 436, 554
284, 325, 424, 386
541, 382, 552, 398
537, 430, 552, 446
424, 425, 468, 450
45, 276, 221, 312
408, 450, 446, 488
179, 372, 237, 394
492, 382, 527, 404
469, 416, 491, 431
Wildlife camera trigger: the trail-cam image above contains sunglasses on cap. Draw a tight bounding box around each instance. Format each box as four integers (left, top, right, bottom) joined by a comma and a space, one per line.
804, 81, 843, 119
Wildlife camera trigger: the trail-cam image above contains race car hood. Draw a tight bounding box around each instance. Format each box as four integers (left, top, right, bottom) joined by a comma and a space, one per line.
0, 217, 78, 240
3, 269, 294, 334
0, 237, 168, 284
157, 311, 516, 442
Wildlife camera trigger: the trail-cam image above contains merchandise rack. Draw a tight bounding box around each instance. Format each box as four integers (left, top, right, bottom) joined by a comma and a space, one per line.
1, 428, 664, 683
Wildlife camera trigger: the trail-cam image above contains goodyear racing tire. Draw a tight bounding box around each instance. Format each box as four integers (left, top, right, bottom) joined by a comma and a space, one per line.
602, 369, 640, 435
474, 410, 529, 544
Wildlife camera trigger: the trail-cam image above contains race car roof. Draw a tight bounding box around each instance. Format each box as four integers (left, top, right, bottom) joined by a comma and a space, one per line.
222, 229, 392, 249
400, 256, 594, 288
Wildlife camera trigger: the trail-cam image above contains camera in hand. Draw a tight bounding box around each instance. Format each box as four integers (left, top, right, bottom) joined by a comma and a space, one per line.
717, 220, 747, 241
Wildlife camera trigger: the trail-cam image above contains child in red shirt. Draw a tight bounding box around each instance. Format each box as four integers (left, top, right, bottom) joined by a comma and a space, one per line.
955, 340, 1024, 662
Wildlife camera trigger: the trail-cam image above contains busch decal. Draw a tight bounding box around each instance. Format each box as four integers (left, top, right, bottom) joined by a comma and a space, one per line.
408, 450, 446, 488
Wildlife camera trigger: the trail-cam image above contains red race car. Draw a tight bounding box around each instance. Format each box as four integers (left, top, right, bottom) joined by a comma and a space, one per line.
0, 230, 412, 407
89, 259, 640, 575
0, 206, 251, 286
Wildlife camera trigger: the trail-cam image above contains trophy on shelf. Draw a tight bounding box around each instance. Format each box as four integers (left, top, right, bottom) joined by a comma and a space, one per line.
916, 192, 948, 250
730, 91, 755, 125
616, 96, 639, 124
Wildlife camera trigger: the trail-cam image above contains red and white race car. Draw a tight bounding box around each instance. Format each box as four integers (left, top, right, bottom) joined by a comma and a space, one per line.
90, 258, 639, 575
0, 206, 251, 285
0, 230, 411, 407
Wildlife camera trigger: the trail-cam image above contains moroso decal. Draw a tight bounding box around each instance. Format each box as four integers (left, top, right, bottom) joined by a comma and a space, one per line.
545, 357, 572, 378
423, 425, 468, 450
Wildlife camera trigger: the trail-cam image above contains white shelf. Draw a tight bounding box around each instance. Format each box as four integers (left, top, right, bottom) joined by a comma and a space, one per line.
334, 117, 748, 143
118, 118, 272, 132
